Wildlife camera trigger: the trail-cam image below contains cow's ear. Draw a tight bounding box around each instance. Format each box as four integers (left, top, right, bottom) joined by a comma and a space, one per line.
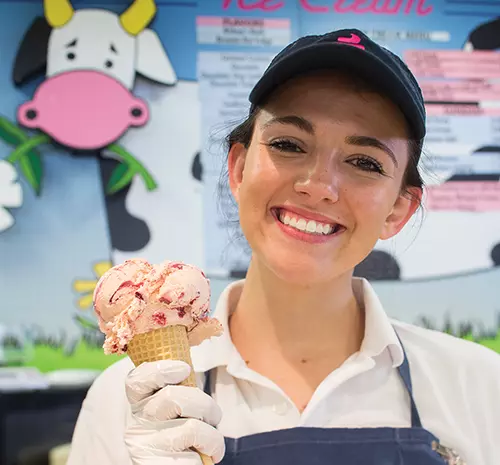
13, 17, 51, 86
135, 29, 177, 85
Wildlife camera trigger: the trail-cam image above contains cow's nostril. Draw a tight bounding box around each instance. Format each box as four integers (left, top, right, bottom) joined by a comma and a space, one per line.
26, 109, 37, 120
131, 108, 142, 118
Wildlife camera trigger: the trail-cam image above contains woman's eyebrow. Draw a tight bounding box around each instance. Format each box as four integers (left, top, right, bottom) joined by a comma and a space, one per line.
261, 118, 398, 167
345, 135, 398, 167
261, 115, 315, 134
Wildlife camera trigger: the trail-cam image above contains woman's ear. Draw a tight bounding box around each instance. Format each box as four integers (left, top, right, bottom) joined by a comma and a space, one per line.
228, 142, 247, 204
380, 187, 422, 240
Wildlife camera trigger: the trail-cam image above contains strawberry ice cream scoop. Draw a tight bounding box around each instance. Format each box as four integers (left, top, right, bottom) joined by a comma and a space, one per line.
93, 258, 152, 329
93, 259, 222, 354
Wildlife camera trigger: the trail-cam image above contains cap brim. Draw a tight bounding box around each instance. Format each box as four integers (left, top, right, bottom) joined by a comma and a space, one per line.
249, 42, 424, 140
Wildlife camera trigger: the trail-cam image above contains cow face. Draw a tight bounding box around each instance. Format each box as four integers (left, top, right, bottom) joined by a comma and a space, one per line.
13, 0, 177, 150
47, 10, 138, 89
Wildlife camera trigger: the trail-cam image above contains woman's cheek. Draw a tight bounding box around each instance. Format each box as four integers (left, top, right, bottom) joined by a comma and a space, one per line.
249, 155, 284, 188
348, 187, 394, 226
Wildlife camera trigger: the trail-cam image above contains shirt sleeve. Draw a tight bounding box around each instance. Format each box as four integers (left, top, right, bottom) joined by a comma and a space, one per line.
473, 346, 500, 465
66, 358, 134, 465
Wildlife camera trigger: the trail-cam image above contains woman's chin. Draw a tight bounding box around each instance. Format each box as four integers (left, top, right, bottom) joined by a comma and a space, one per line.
262, 248, 336, 286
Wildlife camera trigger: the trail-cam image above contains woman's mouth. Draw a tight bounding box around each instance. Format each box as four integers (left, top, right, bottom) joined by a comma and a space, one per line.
272, 208, 344, 238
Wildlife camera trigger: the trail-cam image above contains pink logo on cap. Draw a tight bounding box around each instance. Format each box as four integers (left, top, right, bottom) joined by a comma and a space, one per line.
337, 33, 365, 50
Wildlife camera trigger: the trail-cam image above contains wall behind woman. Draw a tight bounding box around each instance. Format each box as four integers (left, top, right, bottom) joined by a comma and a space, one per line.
0, 0, 498, 375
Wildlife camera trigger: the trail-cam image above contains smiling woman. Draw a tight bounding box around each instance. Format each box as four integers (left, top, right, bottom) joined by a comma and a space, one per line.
224, 70, 425, 284
68, 28, 500, 465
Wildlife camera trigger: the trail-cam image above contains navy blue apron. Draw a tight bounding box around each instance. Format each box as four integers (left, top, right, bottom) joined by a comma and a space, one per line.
203, 339, 453, 465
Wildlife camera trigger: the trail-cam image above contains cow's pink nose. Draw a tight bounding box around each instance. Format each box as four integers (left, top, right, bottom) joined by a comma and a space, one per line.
17, 70, 149, 150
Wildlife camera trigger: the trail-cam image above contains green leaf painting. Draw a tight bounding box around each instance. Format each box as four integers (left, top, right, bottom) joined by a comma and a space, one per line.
105, 143, 157, 195
0, 117, 47, 196
106, 162, 132, 195
0, 116, 31, 145
19, 151, 43, 195
0, 116, 157, 198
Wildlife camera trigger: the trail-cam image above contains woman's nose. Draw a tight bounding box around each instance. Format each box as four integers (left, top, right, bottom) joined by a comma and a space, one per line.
293, 160, 340, 204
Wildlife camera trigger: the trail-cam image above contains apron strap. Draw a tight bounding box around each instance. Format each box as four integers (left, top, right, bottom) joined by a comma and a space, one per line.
202, 332, 424, 429
395, 333, 423, 428
203, 369, 212, 395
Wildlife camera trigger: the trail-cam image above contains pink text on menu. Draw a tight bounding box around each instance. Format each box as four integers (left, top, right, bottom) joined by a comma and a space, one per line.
222, 0, 433, 16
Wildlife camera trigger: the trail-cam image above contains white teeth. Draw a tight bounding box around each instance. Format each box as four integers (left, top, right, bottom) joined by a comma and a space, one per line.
278, 210, 336, 236
306, 220, 316, 233
296, 219, 307, 231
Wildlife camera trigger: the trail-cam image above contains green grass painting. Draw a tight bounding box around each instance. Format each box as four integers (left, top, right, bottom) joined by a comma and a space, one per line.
5, 310, 498, 374
29, 340, 125, 373
20, 327, 500, 374
470, 331, 500, 353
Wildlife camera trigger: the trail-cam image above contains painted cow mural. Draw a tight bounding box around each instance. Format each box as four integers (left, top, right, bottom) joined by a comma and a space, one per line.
356, 17, 500, 281
2, 0, 203, 267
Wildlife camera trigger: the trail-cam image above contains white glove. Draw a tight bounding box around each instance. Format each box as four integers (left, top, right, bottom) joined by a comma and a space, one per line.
124, 360, 225, 465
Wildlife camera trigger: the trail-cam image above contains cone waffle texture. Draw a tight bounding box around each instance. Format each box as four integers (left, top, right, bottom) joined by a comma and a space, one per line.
127, 325, 197, 387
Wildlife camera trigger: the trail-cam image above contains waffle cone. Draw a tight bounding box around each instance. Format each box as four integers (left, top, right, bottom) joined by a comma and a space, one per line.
127, 326, 213, 465
127, 325, 197, 387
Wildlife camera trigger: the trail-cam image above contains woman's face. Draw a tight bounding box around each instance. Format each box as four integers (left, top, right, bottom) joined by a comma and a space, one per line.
229, 71, 421, 285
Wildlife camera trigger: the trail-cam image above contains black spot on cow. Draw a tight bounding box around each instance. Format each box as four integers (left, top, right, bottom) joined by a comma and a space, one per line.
447, 146, 500, 182
474, 145, 500, 154
448, 173, 500, 182
354, 250, 401, 281
12, 17, 51, 87
192, 152, 203, 182
230, 269, 247, 279
466, 17, 500, 50
98, 157, 150, 252
492, 244, 500, 267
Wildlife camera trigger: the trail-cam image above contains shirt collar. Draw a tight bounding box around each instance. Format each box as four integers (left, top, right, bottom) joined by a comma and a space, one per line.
355, 277, 404, 367
192, 277, 404, 372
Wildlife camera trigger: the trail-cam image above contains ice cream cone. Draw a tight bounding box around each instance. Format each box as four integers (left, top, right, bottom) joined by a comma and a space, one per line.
127, 325, 198, 386
127, 325, 213, 465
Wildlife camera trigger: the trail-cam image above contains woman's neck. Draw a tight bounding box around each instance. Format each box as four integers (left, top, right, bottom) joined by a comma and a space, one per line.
229, 257, 365, 365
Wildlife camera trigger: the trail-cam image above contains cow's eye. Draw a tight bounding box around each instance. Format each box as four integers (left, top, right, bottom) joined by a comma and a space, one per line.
105, 60, 113, 68
67, 52, 76, 60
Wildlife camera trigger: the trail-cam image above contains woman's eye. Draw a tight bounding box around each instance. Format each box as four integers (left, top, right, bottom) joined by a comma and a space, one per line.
349, 156, 384, 174
268, 139, 304, 153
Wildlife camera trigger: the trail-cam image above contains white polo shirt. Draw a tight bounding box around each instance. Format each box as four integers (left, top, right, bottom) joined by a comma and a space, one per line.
67, 278, 500, 465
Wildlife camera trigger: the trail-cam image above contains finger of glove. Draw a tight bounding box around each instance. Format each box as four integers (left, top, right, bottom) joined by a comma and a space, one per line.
149, 418, 226, 464
129, 451, 205, 465
125, 360, 192, 404
133, 385, 222, 427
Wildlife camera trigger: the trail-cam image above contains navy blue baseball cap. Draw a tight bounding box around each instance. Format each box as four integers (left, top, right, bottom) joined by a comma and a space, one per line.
249, 28, 426, 142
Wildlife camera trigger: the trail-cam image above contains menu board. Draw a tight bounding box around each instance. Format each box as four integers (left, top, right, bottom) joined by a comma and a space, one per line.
197, 1, 500, 281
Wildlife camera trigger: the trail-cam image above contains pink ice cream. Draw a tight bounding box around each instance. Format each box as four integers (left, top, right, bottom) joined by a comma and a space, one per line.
93, 259, 223, 354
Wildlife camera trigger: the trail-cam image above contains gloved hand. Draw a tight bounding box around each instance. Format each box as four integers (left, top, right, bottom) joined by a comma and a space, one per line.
124, 360, 225, 465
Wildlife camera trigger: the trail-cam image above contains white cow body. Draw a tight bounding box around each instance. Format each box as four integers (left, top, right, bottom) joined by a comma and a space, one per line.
114, 79, 204, 269
373, 146, 500, 280
374, 208, 500, 280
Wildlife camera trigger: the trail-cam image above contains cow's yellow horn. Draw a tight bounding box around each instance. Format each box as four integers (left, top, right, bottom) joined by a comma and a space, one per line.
44, 0, 74, 27
120, 0, 156, 36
